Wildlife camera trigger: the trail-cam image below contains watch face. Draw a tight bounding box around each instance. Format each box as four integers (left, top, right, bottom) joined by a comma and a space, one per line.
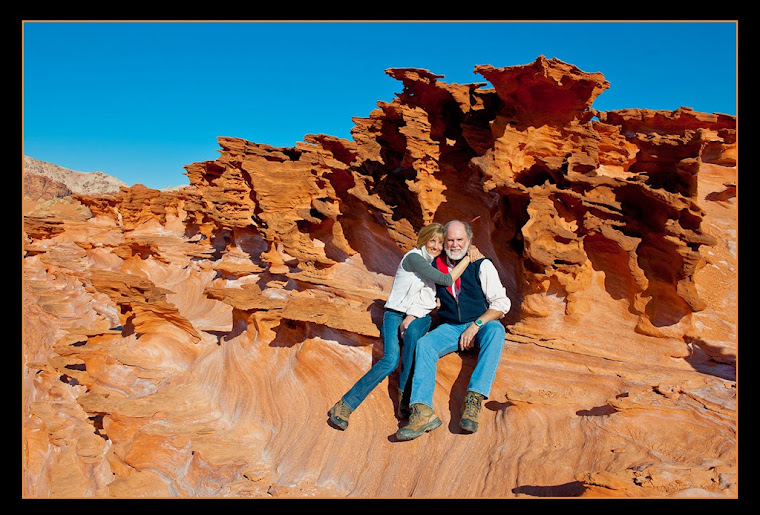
475, 319, 483, 326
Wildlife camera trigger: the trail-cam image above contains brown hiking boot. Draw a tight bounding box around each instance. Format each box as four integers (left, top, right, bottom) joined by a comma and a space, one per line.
460, 391, 485, 433
328, 398, 353, 430
396, 404, 442, 441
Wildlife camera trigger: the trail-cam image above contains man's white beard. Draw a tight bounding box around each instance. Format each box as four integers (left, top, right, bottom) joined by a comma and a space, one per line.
445, 244, 468, 261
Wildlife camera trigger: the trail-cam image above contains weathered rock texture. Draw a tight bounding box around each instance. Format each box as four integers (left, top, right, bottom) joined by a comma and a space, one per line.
22, 56, 737, 498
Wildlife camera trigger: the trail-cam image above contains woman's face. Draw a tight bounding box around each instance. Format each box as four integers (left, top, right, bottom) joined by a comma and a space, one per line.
425, 234, 444, 257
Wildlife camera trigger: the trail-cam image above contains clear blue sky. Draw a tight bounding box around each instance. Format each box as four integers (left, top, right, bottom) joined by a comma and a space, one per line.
23, 21, 737, 190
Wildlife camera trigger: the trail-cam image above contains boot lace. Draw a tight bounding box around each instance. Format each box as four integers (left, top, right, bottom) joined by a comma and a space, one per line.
462, 393, 483, 418
334, 400, 352, 420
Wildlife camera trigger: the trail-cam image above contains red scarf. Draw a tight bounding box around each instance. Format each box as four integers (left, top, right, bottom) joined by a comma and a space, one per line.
436, 256, 460, 297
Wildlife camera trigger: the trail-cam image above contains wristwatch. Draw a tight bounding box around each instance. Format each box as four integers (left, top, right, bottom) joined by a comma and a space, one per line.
473, 319, 483, 328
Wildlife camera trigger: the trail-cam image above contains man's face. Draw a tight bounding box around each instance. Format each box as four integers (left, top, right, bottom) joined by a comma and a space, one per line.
444, 223, 470, 261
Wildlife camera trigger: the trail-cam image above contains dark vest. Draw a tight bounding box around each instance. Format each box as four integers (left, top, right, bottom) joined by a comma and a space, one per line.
432, 256, 489, 324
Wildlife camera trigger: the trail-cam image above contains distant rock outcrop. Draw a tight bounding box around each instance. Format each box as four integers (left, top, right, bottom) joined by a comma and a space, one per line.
22, 56, 737, 499
24, 155, 128, 198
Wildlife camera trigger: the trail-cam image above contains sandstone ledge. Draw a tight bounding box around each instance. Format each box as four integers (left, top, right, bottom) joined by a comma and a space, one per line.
22, 56, 737, 498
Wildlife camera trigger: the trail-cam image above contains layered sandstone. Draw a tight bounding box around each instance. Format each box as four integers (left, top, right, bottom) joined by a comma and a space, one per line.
22, 56, 737, 498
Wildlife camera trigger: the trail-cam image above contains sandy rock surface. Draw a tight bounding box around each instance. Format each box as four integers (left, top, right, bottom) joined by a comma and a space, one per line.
22, 56, 737, 498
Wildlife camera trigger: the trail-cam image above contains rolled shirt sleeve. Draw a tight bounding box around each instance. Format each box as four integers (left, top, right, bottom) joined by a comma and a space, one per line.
478, 259, 511, 317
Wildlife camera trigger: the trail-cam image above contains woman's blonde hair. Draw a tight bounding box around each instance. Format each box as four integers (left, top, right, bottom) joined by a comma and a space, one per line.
416, 223, 445, 249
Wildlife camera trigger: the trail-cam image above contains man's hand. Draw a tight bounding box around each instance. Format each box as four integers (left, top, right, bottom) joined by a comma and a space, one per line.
400, 315, 416, 338
459, 323, 480, 351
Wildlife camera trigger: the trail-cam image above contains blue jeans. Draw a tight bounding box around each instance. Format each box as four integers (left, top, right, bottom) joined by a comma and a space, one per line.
409, 320, 506, 409
342, 310, 431, 411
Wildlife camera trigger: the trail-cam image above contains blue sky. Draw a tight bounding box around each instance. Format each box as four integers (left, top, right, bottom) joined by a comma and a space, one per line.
23, 21, 737, 190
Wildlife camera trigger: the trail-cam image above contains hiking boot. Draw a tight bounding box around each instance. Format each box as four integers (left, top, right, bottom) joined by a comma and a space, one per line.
397, 390, 411, 419
396, 404, 442, 441
328, 398, 353, 430
460, 391, 485, 433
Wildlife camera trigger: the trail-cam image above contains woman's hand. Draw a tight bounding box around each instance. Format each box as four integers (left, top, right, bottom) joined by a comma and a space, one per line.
400, 315, 416, 338
468, 245, 484, 261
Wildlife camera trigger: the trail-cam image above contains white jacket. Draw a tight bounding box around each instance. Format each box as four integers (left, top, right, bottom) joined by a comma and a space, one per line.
384, 246, 435, 313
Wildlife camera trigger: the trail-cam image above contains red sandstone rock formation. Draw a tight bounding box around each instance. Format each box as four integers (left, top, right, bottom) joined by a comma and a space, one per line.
22, 56, 737, 498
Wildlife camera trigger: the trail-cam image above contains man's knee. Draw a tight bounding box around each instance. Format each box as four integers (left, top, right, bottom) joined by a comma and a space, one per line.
479, 320, 506, 343
414, 333, 439, 360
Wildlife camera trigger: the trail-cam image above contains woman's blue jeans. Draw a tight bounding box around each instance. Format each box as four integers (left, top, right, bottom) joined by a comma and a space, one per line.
342, 310, 431, 411
409, 320, 506, 410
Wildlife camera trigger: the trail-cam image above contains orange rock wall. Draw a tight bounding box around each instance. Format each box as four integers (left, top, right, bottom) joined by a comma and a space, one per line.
22, 57, 737, 498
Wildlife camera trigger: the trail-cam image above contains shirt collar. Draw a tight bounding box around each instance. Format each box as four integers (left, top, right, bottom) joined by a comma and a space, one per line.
420, 246, 435, 263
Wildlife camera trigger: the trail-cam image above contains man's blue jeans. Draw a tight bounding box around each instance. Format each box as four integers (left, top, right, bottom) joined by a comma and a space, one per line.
409, 320, 506, 410
342, 310, 431, 411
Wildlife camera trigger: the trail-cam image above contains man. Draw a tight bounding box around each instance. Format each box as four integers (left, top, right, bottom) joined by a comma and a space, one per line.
396, 220, 510, 440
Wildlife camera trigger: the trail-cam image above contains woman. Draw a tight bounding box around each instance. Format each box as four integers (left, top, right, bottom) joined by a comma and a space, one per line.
328, 222, 482, 430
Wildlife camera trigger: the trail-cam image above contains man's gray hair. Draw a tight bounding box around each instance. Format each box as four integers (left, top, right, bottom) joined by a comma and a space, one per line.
444, 219, 473, 240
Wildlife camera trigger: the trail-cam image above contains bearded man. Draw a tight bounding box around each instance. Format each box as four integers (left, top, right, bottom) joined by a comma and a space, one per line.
396, 220, 511, 440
